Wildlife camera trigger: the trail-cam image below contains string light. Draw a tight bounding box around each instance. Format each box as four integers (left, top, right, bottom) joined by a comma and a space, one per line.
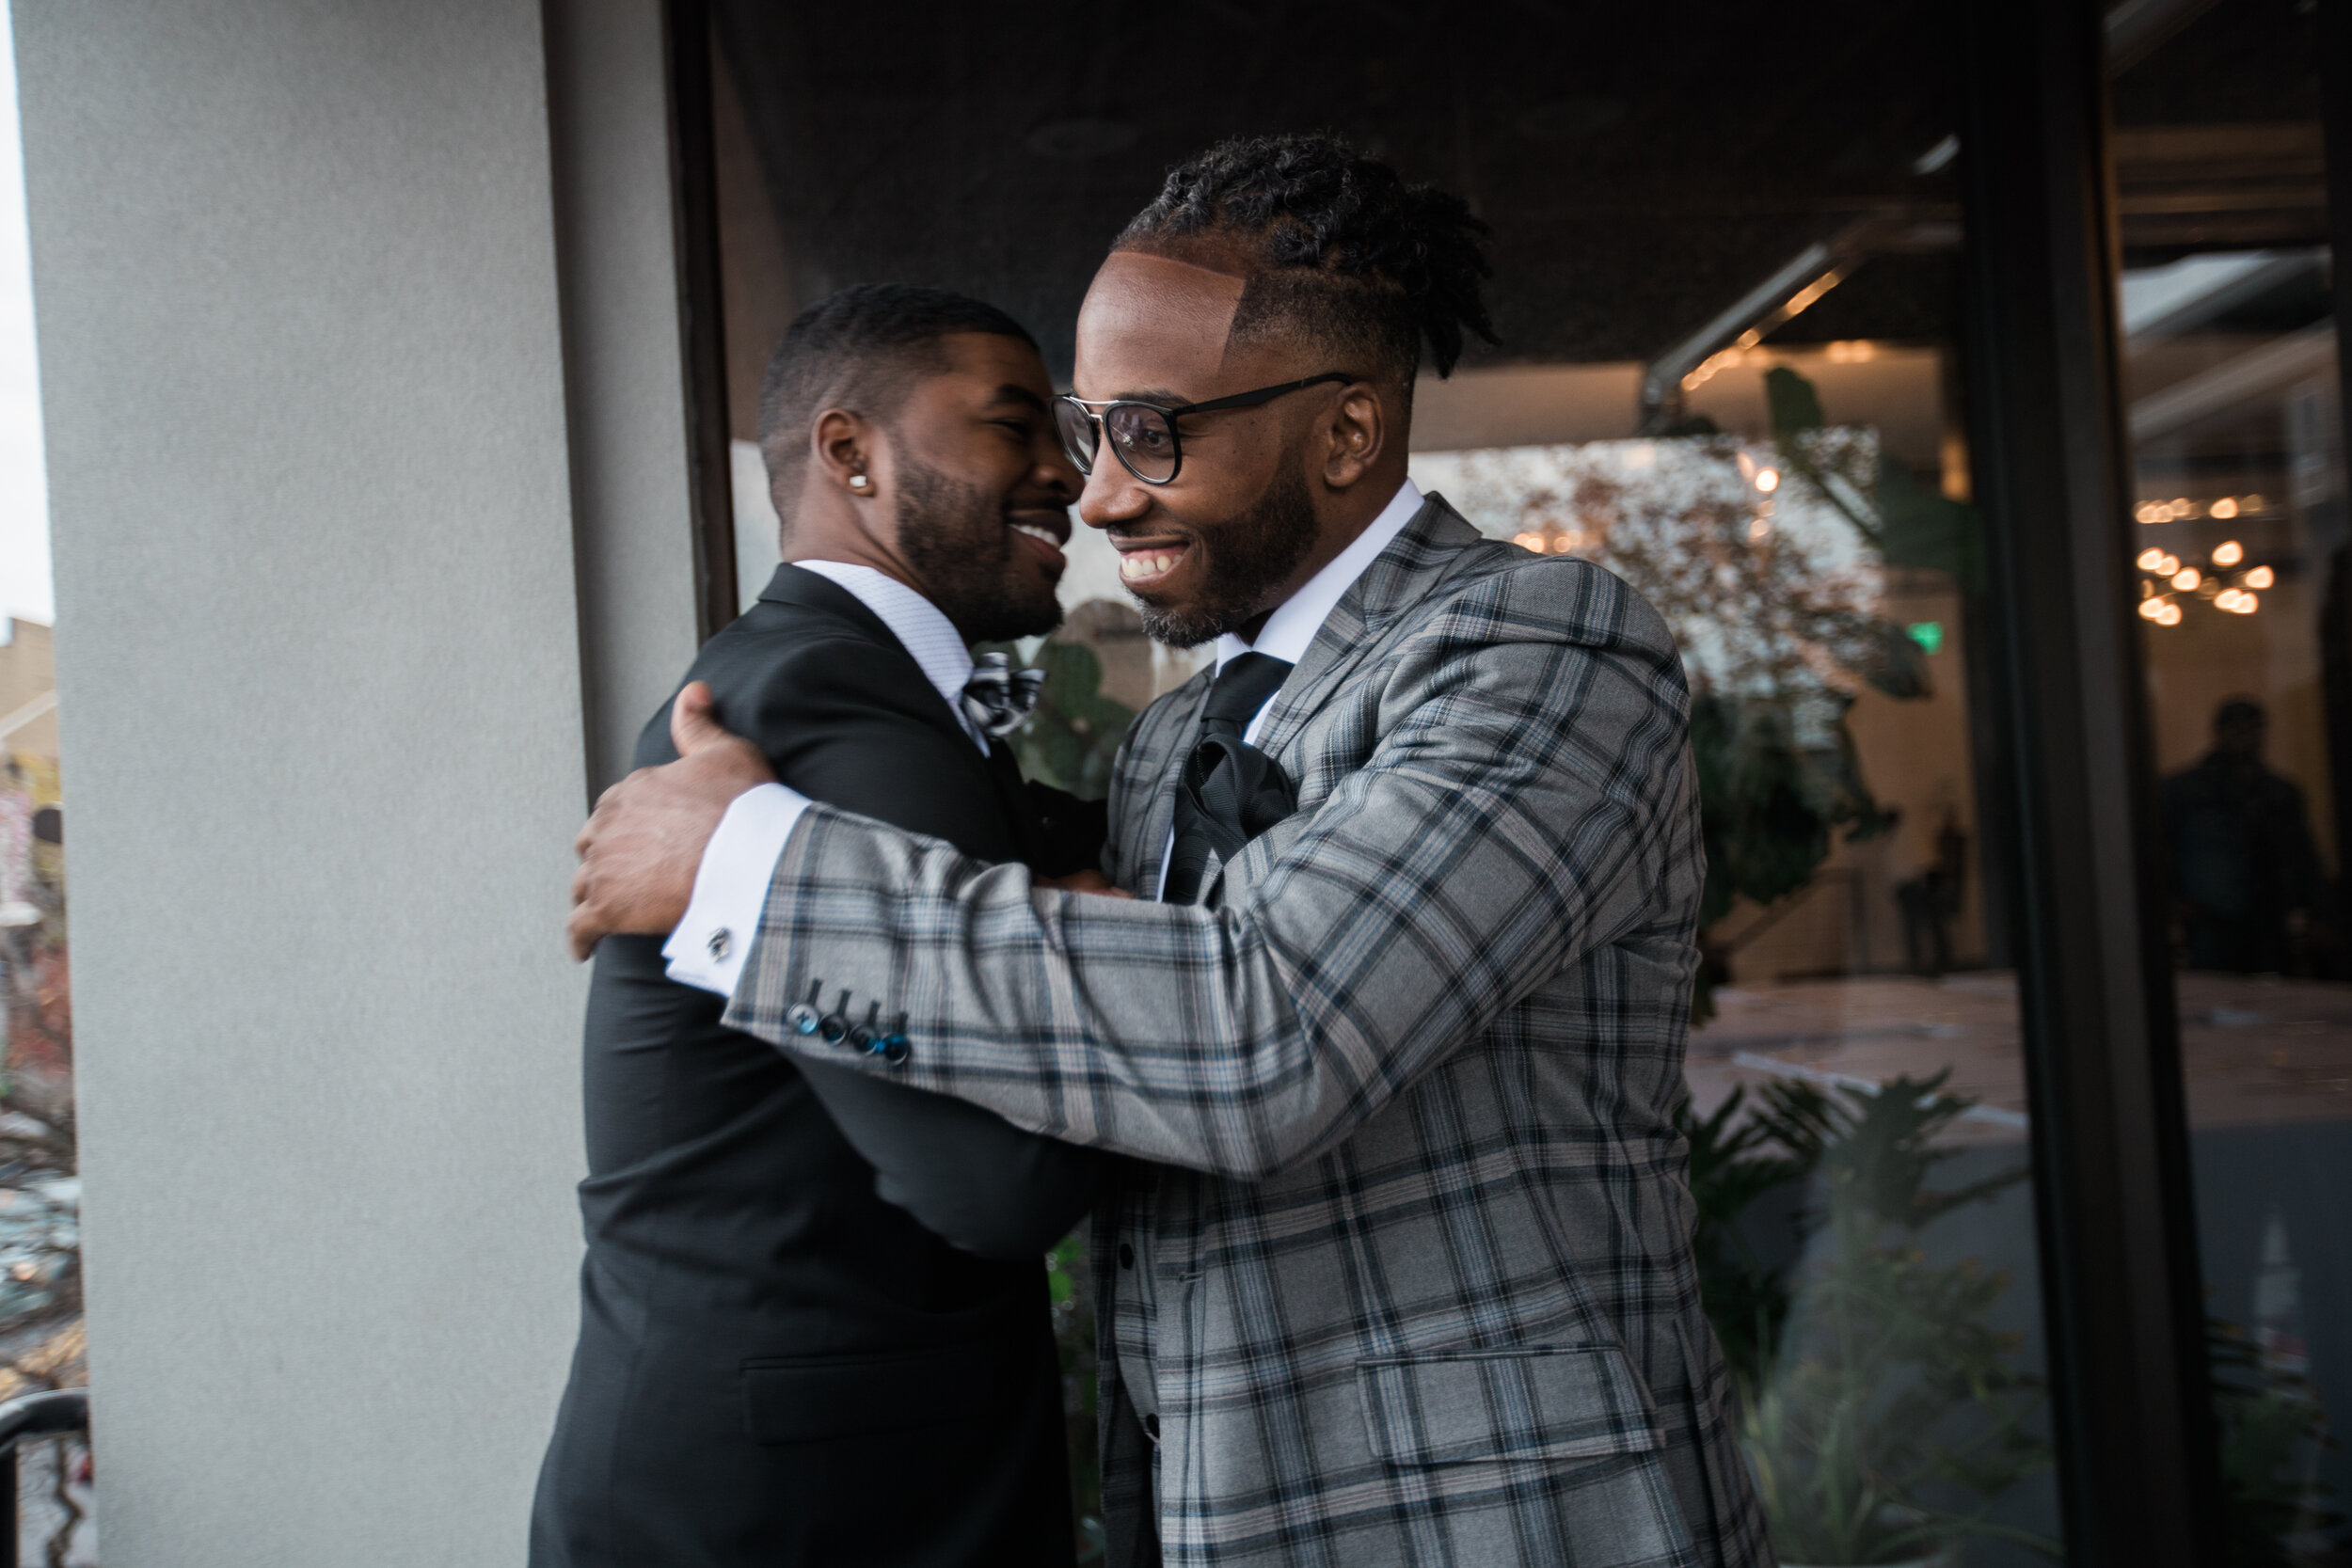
2212, 498, 2239, 519
1755, 468, 1780, 493
2137, 547, 2166, 571
2245, 565, 2274, 589
2172, 568, 2201, 591
2214, 540, 2244, 566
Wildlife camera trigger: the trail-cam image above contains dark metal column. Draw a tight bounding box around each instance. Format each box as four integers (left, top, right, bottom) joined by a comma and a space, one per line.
1956, 1, 2222, 1563
665, 0, 741, 641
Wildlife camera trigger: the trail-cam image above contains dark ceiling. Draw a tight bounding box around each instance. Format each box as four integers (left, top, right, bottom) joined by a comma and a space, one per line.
711, 0, 2328, 380
712, 0, 1971, 378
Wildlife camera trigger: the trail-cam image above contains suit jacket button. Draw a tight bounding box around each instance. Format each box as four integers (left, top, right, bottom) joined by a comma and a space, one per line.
1143, 1413, 1160, 1441
1119, 1243, 1135, 1269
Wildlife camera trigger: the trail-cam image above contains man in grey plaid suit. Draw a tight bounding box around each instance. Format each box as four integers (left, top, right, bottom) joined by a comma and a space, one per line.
572, 134, 1772, 1568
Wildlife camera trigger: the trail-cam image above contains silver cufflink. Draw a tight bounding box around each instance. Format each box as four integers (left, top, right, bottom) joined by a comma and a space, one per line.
706, 927, 732, 961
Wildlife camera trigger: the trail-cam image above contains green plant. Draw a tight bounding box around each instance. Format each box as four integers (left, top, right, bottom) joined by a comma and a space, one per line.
1047, 1226, 1104, 1559
976, 640, 1135, 802
1683, 1075, 2057, 1564
2208, 1315, 2342, 1565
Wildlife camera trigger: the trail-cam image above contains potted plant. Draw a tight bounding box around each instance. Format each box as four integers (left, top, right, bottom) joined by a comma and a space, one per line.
1685, 1074, 2058, 1565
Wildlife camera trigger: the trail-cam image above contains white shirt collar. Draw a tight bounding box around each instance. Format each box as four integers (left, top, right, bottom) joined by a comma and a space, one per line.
1212, 479, 1423, 672
787, 560, 986, 751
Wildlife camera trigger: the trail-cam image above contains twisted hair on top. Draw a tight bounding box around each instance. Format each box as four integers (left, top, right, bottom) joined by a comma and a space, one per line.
1116, 132, 1498, 388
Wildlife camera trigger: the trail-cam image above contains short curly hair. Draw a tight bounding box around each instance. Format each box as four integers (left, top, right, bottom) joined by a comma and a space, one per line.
756, 283, 1036, 509
1115, 133, 1498, 400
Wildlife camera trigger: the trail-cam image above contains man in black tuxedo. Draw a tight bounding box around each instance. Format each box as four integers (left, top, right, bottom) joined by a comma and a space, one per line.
531, 285, 1107, 1567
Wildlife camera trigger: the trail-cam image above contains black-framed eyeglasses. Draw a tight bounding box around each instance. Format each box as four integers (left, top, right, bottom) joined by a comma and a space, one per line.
1053, 372, 1352, 485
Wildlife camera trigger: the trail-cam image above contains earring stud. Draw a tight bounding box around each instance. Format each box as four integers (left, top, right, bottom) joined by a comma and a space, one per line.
849, 473, 869, 491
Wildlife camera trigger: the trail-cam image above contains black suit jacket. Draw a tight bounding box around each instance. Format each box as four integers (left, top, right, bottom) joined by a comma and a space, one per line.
532, 565, 1104, 1568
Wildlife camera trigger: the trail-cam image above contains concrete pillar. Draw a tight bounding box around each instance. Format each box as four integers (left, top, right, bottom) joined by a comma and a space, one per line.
13, 0, 696, 1558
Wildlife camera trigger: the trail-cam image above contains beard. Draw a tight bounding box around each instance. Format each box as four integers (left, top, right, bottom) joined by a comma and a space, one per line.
1132, 463, 1321, 648
894, 451, 1065, 643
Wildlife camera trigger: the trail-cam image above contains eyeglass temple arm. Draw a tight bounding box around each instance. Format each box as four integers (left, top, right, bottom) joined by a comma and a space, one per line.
1172, 372, 1353, 417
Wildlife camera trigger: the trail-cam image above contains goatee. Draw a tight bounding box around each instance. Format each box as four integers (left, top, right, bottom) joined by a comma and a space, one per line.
1133, 465, 1319, 648
895, 450, 1065, 643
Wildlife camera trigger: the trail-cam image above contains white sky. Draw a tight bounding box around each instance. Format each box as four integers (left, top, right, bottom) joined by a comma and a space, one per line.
0, 5, 52, 628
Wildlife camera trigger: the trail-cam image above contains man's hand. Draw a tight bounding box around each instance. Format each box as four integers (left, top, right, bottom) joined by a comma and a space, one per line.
568, 681, 776, 959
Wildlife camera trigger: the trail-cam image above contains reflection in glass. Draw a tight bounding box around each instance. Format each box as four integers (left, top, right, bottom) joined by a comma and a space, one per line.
1415, 356, 2058, 1562
2111, 0, 2348, 1558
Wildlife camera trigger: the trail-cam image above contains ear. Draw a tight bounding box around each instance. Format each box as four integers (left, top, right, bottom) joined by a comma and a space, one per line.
811, 407, 879, 498
1318, 382, 1389, 492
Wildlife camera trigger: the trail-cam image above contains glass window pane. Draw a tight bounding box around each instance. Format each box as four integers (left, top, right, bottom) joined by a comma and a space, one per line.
707, 7, 2063, 1561
2108, 3, 2349, 1559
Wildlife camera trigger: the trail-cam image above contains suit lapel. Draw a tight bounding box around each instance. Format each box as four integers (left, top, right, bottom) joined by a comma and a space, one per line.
755, 563, 979, 759
1248, 494, 1485, 761
1126, 673, 1211, 894
983, 736, 1051, 862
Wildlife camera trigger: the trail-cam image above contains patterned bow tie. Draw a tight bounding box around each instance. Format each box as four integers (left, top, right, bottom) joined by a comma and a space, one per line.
961, 651, 1048, 738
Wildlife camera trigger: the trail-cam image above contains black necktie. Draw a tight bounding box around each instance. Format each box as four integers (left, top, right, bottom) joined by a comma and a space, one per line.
1162, 652, 1295, 905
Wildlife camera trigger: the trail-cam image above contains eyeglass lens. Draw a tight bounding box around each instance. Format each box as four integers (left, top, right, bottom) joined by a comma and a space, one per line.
1053, 400, 1181, 484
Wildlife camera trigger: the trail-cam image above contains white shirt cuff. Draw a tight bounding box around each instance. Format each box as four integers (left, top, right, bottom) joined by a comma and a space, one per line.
661, 782, 809, 997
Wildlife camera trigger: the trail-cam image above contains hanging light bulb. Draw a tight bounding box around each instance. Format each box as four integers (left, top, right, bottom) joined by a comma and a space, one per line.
2138, 597, 2168, 622
2214, 540, 2244, 566
2137, 547, 2166, 571
2173, 568, 2201, 591
2157, 602, 2184, 626
2212, 498, 2240, 520
2246, 565, 2274, 590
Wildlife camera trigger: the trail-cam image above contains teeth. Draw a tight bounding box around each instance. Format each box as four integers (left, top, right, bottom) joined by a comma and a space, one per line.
1010, 522, 1059, 546
1120, 551, 1180, 581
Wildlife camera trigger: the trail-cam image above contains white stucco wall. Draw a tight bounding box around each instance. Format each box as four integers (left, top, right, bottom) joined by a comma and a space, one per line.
11, 1, 656, 1559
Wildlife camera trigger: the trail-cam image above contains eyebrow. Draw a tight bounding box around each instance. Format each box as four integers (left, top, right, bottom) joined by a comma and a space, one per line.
1090, 387, 1192, 406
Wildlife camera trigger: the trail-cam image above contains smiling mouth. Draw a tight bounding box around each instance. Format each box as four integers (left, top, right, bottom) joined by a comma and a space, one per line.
1008, 514, 1070, 570
1115, 541, 1191, 590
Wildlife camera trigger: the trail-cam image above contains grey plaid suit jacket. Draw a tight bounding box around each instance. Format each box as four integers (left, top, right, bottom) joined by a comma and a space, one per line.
722, 495, 1772, 1568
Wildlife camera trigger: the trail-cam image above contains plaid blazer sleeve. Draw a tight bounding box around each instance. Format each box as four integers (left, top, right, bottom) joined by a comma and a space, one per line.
722, 561, 1693, 1178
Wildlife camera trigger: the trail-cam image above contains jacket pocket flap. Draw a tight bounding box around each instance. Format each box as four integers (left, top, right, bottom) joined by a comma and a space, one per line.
742, 1343, 1009, 1445
1357, 1344, 1662, 1465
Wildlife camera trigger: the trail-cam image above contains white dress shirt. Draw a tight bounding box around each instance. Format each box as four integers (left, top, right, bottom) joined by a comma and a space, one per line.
665, 481, 1425, 995
660, 560, 985, 994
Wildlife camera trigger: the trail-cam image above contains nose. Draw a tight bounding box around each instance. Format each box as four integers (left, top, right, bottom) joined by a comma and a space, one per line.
1034, 427, 1082, 499
1077, 456, 1150, 531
